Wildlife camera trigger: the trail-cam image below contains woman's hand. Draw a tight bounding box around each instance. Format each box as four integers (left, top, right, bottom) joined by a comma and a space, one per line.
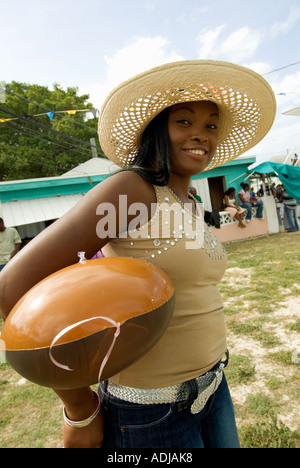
63, 409, 105, 448
55, 387, 104, 448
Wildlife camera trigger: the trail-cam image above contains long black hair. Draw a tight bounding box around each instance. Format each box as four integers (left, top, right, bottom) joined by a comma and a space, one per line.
224, 187, 236, 196
124, 107, 172, 186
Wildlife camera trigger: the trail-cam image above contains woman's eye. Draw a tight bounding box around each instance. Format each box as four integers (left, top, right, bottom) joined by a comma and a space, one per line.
176, 119, 191, 125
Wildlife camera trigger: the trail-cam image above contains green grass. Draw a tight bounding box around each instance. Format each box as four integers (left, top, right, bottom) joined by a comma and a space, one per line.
239, 418, 298, 448
225, 354, 256, 385
221, 232, 300, 448
0, 363, 62, 447
0, 232, 299, 447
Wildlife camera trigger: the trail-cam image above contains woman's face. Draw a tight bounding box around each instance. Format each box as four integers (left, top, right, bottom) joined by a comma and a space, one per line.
167, 101, 219, 177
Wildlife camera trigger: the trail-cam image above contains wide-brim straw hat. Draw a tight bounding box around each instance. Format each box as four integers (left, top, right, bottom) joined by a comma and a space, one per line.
98, 60, 276, 171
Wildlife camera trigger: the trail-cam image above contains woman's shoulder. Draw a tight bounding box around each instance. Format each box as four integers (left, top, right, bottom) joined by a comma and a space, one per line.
96, 169, 157, 205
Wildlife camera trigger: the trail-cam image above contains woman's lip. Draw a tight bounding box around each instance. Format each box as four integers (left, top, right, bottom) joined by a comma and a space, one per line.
182, 148, 208, 159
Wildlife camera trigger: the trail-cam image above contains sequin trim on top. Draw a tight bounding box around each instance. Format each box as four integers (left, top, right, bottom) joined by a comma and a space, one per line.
124, 186, 226, 262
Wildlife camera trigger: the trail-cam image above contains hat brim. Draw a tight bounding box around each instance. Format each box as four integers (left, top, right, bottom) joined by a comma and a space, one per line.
98, 60, 276, 171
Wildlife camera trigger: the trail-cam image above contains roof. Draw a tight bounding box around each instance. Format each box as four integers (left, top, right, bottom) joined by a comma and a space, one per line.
0, 157, 118, 229
0, 194, 83, 228
282, 106, 300, 117
0, 173, 108, 202
62, 157, 119, 177
192, 156, 256, 180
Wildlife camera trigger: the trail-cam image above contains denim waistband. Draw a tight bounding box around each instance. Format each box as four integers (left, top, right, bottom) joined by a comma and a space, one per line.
104, 351, 229, 414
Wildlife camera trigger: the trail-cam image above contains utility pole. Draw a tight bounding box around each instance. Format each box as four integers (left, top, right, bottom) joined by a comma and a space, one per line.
0, 82, 5, 103
90, 137, 98, 158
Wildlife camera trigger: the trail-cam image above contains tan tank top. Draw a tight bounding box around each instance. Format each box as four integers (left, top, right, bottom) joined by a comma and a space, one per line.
102, 185, 227, 388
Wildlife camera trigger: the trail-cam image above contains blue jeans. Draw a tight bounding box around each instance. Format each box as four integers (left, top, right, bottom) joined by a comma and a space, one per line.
240, 201, 263, 220
284, 205, 299, 232
276, 206, 282, 226
0, 264, 6, 271
99, 374, 240, 448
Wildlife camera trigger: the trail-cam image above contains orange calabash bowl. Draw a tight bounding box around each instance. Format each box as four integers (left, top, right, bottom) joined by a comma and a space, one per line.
1, 257, 174, 389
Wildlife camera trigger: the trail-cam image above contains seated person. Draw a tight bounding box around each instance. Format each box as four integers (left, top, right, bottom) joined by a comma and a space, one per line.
223, 188, 246, 228
238, 182, 263, 221
250, 186, 258, 202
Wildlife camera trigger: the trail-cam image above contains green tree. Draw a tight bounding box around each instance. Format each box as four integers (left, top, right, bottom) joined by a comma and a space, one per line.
0, 82, 103, 180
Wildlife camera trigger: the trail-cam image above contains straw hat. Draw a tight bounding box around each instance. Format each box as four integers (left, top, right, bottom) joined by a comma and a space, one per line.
98, 60, 276, 171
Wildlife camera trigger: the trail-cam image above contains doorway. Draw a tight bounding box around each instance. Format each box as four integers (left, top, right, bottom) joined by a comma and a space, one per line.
208, 177, 226, 211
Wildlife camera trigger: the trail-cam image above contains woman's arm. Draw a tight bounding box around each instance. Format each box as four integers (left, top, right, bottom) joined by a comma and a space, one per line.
238, 191, 246, 204
0, 170, 155, 448
233, 197, 239, 209
58, 387, 105, 448
0, 171, 154, 319
224, 195, 230, 207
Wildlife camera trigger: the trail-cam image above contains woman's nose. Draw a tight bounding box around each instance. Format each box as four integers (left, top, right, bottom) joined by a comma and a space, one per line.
191, 130, 208, 142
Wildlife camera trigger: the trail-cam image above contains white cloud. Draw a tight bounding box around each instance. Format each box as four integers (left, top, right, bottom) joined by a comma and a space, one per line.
271, 5, 300, 37
197, 26, 264, 63
244, 70, 300, 161
243, 62, 272, 75
272, 70, 300, 96
197, 25, 226, 59
144, 2, 156, 12
104, 36, 183, 85
221, 27, 264, 62
85, 36, 184, 109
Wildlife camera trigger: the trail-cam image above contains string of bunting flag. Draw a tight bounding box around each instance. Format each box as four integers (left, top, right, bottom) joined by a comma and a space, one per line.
276, 92, 300, 96
0, 108, 98, 123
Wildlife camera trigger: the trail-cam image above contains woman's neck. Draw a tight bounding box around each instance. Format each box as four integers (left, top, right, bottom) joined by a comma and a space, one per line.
167, 173, 192, 203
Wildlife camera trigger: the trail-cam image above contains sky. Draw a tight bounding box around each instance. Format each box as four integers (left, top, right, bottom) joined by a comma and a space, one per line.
1, 0, 300, 164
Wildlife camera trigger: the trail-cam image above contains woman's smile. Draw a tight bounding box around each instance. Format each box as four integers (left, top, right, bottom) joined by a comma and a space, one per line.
182, 146, 208, 159
168, 100, 219, 176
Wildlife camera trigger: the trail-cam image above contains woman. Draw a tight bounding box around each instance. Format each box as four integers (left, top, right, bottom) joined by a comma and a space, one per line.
238, 182, 264, 221
224, 188, 246, 228
0, 60, 276, 448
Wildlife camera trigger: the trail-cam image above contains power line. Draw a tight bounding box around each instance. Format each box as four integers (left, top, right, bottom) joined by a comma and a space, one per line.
262, 60, 300, 76
1, 124, 97, 174
5, 87, 99, 133
0, 106, 105, 156
5, 120, 93, 158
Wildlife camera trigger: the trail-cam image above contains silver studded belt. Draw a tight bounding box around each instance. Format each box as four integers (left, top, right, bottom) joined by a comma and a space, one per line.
107, 360, 225, 414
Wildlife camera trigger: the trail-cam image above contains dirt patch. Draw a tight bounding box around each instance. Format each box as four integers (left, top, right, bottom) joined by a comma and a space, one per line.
225, 295, 300, 433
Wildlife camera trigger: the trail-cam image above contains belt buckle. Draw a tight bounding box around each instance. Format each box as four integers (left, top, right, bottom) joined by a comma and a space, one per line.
190, 365, 224, 414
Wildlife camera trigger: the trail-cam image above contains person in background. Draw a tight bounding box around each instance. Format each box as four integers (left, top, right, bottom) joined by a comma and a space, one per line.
271, 183, 283, 227
223, 188, 246, 228
257, 184, 264, 197
189, 186, 202, 203
238, 182, 263, 221
280, 187, 299, 232
0, 218, 22, 271
250, 187, 258, 203
291, 153, 298, 166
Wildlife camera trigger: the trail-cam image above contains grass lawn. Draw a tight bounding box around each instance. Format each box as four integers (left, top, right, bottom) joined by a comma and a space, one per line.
0, 231, 299, 448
